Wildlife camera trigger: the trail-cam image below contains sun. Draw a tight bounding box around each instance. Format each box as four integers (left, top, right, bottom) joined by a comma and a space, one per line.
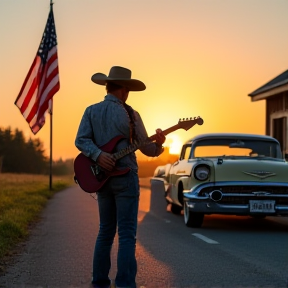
165, 134, 182, 155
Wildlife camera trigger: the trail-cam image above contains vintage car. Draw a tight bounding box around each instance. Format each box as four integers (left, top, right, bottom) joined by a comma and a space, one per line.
151, 133, 288, 228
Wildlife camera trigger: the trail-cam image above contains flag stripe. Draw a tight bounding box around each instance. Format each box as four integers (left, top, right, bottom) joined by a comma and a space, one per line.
15, 6, 60, 135
15, 57, 38, 105
37, 79, 59, 120
40, 63, 59, 101
19, 71, 40, 115
15, 57, 41, 110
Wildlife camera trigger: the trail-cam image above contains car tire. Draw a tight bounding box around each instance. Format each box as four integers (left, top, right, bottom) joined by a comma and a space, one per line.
171, 203, 182, 215
184, 201, 204, 228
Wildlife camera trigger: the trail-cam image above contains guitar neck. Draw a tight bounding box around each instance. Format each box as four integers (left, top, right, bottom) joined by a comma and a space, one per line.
112, 125, 182, 161
112, 142, 140, 161
148, 124, 180, 141
112, 117, 202, 161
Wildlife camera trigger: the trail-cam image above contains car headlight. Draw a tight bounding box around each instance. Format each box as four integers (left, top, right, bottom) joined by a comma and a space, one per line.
194, 165, 210, 181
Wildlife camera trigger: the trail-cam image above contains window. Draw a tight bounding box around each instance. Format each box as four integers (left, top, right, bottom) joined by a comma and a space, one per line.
180, 144, 191, 160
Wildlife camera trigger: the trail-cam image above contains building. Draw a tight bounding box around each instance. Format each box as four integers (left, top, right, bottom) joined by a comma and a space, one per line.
248, 70, 288, 158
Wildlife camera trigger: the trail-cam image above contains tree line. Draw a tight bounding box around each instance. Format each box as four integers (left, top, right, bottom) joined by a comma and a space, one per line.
0, 126, 179, 176
0, 127, 73, 175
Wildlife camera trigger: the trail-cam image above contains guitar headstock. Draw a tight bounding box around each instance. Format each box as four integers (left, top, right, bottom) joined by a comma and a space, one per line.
178, 117, 204, 131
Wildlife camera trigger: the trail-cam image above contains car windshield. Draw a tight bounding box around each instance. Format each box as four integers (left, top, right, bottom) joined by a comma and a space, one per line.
192, 138, 282, 159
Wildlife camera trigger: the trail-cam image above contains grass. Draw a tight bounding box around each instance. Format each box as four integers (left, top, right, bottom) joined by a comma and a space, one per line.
0, 173, 75, 271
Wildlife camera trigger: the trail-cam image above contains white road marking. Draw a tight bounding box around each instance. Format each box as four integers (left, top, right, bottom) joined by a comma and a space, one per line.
164, 219, 171, 223
192, 233, 219, 244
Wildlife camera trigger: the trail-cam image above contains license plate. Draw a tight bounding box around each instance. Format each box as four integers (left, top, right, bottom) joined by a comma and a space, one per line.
249, 200, 275, 213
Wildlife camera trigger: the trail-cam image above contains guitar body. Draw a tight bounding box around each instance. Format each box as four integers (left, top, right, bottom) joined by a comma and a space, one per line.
74, 135, 130, 193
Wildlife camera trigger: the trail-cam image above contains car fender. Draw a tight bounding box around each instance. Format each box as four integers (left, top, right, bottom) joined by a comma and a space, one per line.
171, 176, 191, 206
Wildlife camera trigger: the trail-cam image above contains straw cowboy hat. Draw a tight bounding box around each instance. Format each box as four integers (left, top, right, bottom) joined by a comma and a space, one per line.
91, 66, 146, 91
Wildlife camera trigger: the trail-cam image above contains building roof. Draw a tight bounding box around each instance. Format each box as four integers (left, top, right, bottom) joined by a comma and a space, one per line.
248, 69, 288, 97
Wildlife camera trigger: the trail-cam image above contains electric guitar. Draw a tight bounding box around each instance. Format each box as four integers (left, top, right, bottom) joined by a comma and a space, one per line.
74, 116, 204, 193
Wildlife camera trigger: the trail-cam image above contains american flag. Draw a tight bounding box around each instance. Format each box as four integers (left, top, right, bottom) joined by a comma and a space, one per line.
15, 5, 60, 134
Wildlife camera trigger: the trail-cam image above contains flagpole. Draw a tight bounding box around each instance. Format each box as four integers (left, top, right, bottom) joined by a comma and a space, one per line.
15, 0, 59, 188
49, 0, 53, 191
49, 100, 53, 190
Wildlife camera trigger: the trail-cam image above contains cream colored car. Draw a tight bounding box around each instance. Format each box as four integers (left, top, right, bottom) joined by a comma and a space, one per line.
151, 133, 288, 228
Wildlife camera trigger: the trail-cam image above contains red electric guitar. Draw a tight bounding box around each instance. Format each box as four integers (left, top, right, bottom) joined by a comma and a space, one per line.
74, 116, 204, 193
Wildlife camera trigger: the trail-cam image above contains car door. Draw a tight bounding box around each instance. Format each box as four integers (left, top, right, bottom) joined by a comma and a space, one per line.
169, 144, 193, 203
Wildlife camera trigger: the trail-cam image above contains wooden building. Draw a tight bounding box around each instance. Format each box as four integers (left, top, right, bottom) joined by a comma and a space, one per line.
248, 70, 288, 157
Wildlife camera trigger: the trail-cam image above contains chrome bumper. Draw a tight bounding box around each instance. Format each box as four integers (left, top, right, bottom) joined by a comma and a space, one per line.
183, 181, 288, 215
183, 200, 288, 215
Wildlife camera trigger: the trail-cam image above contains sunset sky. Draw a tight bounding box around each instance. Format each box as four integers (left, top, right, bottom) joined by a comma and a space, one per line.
1, 0, 288, 160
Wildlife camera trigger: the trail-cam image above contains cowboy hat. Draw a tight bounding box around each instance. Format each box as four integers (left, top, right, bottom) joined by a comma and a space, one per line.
91, 66, 146, 91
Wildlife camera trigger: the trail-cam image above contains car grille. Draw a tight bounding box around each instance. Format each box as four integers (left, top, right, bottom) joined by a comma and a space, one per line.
199, 185, 288, 205
200, 185, 288, 195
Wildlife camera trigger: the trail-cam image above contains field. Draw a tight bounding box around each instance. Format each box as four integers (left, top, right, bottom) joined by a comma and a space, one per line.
0, 173, 75, 273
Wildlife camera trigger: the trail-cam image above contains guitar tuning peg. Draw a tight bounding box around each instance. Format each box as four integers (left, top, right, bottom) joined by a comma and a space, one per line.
194, 117, 196, 119
190, 117, 192, 120
179, 118, 181, 122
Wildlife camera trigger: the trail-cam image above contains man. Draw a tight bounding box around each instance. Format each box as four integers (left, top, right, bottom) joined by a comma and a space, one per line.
75, 66, 166, 288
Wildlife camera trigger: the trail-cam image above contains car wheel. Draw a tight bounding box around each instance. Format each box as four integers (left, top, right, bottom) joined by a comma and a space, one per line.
171, 203, 182, 215
184, 201, 204, 228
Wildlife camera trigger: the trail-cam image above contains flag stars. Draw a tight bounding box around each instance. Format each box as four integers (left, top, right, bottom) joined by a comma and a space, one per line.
37, 10, 57, 62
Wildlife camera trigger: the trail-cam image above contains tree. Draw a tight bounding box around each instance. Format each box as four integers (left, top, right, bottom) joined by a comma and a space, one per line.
0, 127, 48, 174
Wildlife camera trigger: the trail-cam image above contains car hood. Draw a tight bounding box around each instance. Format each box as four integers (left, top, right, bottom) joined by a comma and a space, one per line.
210, 158, 288, 182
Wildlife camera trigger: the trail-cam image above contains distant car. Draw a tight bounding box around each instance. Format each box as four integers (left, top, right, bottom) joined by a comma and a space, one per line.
151, 133, 288, 228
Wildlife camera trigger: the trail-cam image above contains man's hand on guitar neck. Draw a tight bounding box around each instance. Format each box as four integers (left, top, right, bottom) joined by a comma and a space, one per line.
155, 129, 166, 146
97, 152, 116, 171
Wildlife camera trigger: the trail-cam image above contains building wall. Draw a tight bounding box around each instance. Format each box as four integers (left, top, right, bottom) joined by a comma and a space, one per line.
267, 92, 288, 156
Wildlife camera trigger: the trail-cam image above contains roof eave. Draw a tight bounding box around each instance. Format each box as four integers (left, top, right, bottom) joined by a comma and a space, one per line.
248, 82, 288, 102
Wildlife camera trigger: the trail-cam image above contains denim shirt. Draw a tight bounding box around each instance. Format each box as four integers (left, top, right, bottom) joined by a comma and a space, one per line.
75, 94, 163, 170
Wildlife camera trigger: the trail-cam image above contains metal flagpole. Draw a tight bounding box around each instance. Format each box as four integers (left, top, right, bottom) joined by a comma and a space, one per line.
49, 100, 53, 190
49, 0, 54, 191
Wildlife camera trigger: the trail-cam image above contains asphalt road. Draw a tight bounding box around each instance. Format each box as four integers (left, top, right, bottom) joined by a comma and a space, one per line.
0, 178, 287, 288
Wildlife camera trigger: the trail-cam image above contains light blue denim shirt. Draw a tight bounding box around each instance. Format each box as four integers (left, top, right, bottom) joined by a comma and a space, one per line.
75, 94, 163, 170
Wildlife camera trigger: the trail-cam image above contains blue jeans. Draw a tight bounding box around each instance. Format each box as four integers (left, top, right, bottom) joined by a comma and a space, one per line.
92, 170, 139, 288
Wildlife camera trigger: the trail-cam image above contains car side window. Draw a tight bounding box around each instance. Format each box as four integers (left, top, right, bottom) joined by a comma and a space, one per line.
180, 144, 191, 160
184, 146, 191, 160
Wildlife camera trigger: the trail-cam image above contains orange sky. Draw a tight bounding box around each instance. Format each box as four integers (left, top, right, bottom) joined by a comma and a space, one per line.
1, 0, 288, 160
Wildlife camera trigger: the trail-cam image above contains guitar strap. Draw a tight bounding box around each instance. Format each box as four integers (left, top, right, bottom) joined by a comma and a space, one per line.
123, 103, 137, 144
